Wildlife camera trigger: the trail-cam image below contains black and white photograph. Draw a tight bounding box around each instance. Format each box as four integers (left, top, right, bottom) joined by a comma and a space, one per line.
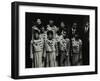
11, 2, 97, 79
26, 13, 90, 68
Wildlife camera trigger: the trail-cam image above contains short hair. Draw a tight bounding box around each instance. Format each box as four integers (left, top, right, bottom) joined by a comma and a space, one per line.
33, 29, 40, 34
47, 30, 53, 36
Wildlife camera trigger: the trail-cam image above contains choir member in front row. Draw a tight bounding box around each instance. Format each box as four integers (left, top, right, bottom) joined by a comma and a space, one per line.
30, 29, 44, 68
45, 30, 58, 67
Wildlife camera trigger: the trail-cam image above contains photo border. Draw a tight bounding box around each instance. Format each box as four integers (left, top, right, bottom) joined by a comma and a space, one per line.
11, 1, 98, 79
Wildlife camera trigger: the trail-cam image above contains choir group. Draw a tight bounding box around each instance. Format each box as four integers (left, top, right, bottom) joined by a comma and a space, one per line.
30, 18, 89, 68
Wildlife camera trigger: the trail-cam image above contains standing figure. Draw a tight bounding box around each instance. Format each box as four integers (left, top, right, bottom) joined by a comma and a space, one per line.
45, 30, 58, 67
31, 29, 44, 68
71, 34, 82, 66
58, 30, 70, 66
82, 21, 89, 65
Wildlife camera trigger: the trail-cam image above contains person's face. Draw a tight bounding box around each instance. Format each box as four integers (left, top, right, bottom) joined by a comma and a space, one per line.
72, 23, 77, 34
41, 27, 45, 32
49, 20, 54, 25
85, 22, 89, 32
75, 34, 78, 40
48, 33, 53, 40
37, 19, 41, 25
56, 27, 59, 32
85, 22, 89, 31
72, 23, 77, 29
34, 32, 39, 39
62, 31, 67, 37
61, 22, 65, 27
72, 27, 76, 33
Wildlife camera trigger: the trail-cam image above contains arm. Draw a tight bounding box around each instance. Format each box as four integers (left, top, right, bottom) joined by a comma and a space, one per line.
43, 40, 46, 58
55, 41, 58, 56
70, 39, 73, 57
68, 40, 70, 56
30, 40, 33, 59
79, 40, 82, 59
66, 40, 70, 56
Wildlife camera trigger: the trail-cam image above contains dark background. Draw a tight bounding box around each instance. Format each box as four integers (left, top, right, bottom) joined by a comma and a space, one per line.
25, 12, 89, 68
